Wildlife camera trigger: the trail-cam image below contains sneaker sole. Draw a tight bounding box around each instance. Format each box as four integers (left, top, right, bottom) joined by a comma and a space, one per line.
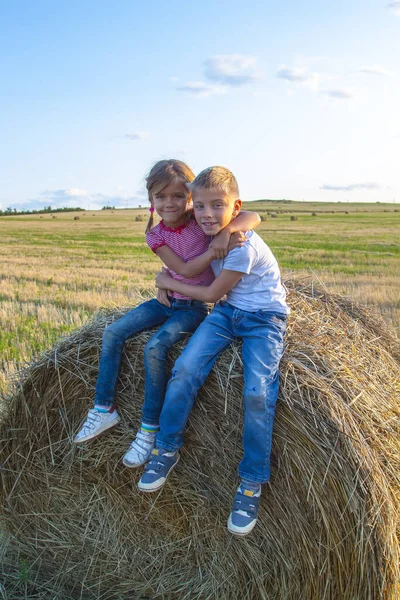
138, 453, 180, 493
73, 417, 121, 444
227, 517, 257, 537
122, 455, 149, 468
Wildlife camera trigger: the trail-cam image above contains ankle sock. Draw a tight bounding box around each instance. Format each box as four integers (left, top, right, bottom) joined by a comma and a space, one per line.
94, 404, 114, 413
140, 422, 159, 435
240, 479, 261, 493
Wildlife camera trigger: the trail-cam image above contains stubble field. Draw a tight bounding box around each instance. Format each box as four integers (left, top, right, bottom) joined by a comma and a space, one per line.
1, 201, 399, 395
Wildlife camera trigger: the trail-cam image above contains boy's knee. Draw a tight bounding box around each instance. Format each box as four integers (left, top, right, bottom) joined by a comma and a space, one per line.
245, 388, 266, 412
170, 354, 193, 381
245, 374, 279, 409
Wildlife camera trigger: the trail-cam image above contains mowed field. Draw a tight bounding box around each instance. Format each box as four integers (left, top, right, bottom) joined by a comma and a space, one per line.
1, 201, 399, 395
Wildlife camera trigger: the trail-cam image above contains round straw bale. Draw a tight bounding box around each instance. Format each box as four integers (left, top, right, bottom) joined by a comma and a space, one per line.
1, 279, 399, 600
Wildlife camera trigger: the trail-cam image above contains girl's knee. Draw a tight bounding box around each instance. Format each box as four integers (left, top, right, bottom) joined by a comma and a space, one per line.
102, 324, 125, 348
144, 336, 169, 361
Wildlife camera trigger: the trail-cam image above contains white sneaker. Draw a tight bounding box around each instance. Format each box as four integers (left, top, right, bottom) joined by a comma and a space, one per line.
74, 408, 121, 443
122, 429, 157, 468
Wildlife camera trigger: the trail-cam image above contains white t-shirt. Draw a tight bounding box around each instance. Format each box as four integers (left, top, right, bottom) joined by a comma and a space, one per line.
211, 230, 289, 314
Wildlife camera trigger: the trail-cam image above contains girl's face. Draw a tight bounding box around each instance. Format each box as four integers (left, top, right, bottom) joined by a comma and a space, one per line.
152, 178, 192, 227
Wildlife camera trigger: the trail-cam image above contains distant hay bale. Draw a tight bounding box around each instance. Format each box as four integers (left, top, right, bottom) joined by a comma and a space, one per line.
135, 214, 144, 222
270, 213, 277, 218
1, 280, 399, 600
290, 215, 298, 221
312, 212, 317, 216
259, 214, 267, 221
74, 216, 80, 220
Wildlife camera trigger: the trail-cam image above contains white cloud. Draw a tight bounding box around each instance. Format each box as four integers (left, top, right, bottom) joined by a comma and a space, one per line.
320, 182, 381, 192
387, 1, 400, 16
14, 188, 148, 211
40, 188, 90, 201
360, 65, 393, 76
321, 89, 355, 100
65, 187, 90, 197
204, 55, 261, 86
176, 81, 226, 97
176, 54, 261, 98
123, 132, 149, 141
277, 66, 320, 90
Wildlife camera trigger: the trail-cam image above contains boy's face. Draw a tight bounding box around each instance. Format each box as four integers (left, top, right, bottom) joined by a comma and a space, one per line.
192, 188, 242, 236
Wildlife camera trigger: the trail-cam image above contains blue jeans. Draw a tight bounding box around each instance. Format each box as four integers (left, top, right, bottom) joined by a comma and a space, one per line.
157, 301, 286, 483
94, 298, 209, 423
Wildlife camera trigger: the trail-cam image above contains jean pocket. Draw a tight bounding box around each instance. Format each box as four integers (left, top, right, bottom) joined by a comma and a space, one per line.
255, 311, 286, 328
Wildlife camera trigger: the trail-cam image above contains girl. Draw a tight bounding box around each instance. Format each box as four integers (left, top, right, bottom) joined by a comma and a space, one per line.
74, 159, 260, 467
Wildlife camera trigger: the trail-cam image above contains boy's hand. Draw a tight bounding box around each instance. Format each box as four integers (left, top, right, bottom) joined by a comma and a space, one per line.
228, 231, 248, 253
156, 267, 174, 289
157, 287, 171, 307
209, 228, 231, 259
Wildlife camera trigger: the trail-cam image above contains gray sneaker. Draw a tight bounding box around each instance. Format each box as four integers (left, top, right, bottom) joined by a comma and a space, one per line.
74, 408, 121, 443
138, 448, 179, 492
122, 429, 157, 468
227, 484, 261, 536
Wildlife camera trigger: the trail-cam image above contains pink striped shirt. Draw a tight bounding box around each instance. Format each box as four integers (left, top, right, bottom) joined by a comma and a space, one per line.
146, 216, 214, 300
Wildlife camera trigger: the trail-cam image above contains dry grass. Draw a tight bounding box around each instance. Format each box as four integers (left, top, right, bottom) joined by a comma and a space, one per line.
0, 279, 399, 599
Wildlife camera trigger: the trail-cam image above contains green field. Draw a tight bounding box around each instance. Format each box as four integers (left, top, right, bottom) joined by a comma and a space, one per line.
1, 202, 399, 394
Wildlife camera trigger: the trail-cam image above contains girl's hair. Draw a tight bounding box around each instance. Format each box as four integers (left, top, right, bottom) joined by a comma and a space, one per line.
145, 159, 195, 233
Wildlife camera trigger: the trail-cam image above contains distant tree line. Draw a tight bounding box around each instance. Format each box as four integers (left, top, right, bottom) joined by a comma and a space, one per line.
0, 206, 85, 216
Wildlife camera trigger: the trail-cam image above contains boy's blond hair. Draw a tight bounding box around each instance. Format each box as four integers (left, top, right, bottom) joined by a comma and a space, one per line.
191, 166, 240, 199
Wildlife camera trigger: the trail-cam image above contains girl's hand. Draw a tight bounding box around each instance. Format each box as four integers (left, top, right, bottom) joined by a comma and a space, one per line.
156, 267, 174, 289
209, 228, 231, 259
157, 288, 171, 307
227, 231, 248, 252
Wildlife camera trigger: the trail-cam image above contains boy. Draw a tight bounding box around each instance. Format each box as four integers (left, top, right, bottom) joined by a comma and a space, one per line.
138, 166, 289, 536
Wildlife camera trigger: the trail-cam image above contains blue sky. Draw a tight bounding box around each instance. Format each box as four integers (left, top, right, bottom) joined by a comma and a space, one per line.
1, 0, 399, 210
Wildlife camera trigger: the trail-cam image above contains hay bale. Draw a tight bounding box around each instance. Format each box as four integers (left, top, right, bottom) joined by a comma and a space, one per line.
1, 280, 399, 600
290, 215, 298, 221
